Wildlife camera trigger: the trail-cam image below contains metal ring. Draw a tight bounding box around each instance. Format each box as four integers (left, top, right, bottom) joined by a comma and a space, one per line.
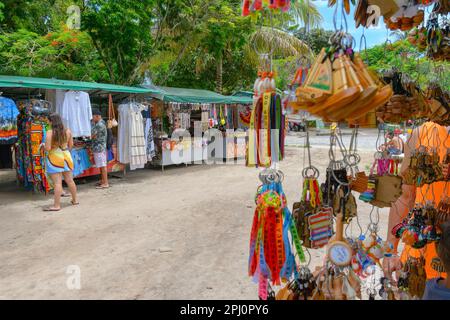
302, 166, 320, 179
344, 154, 361, 167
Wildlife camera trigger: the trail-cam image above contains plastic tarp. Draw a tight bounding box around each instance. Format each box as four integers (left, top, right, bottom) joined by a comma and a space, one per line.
0, 75, 159, 94
143, 85, 252, 105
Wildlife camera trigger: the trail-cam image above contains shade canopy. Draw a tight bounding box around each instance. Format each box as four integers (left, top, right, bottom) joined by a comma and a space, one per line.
0, 75, 158, 94
0, 75, 253, 104
143, 86, 253, 105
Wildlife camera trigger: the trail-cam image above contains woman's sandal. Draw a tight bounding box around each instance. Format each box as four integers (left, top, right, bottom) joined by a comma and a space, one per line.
96, 185, 110, 189
71, 200, 80, 206
43, 207, 61, 212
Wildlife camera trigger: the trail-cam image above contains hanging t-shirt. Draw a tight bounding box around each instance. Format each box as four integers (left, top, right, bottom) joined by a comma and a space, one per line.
60, 91, 93, 137
0, 97, 19, 144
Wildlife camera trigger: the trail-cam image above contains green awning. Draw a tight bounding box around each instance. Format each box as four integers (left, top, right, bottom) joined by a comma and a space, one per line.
143, 86, 252, 104
0, 75, 159, 94
228, 95, 253, 105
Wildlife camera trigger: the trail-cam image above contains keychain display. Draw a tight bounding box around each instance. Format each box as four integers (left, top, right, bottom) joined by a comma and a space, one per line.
401, 256, 428, 299
403, 147, 444, 187
293, 127, 334, 249
275, 265, 317, 300
393, 203, 441, 249
376, 70, 428, 124
248, 169, 306, 300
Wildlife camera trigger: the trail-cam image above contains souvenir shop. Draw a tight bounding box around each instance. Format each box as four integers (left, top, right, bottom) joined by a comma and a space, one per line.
243, 0, 449, 300
0, 75, 158, 193
144, 86, 253, 170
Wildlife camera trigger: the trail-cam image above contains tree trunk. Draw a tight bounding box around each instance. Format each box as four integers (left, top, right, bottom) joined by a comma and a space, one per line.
216, 54, 223, 94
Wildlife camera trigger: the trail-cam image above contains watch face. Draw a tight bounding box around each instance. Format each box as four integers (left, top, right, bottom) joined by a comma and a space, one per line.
328, 242, 352, 266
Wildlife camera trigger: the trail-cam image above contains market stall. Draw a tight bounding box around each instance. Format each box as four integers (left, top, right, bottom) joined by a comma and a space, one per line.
0, 75, 159, 192
142, 86, 253, 169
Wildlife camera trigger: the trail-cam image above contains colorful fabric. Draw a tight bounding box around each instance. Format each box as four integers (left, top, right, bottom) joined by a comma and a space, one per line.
46, 148, 74, 174
15, 105, 50, 193
91, 119, 107, 153
71, 148, 92, 177
0, 97, 19, 144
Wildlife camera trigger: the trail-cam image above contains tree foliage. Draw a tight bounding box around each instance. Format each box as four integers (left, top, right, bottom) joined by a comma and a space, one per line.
0, 0, 323, 93
362, 40, 450, 91
0, 27, 107, 81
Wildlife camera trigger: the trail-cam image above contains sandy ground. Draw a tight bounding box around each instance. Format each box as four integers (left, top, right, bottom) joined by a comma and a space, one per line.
0, 132, 390, 300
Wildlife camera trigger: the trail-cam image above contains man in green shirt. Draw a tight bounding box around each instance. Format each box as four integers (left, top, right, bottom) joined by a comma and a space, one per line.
91, 109, 109, 189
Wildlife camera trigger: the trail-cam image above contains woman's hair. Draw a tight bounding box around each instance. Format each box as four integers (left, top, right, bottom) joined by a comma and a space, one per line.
49, 113, 67, 147
438, 221, 450, 272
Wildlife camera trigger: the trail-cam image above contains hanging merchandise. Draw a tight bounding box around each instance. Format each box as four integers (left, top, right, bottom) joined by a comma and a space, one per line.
328, 0, 354, 15
321, 129, 359, 224
0, 96, 19, 145
248, 169, 306, 300
70, 147, 92, 177
436, 196, 450, 226
425, 81, 450, 126
403, 146, 445, 187
15, 101, 50, 193
427, 14, 450, 61
60, 91, 93, 138
311, 212, 363, 300
118, 100, 148, 170
385, 8, 425, 32
242, 0, 291, 16
247, 71, 285, 168
407, 13, 450, 61
393, 202, 441, 249
376, 70, 428, 124
142, 107, 156, 161
292, 32, 393, 123
396, 255, 428, 299
275, 265, 317, 300
293, 127, 334, 249
359, 152, 403, 208
107, 94, 118, 129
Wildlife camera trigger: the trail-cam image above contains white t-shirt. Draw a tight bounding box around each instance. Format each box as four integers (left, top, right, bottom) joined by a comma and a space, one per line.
61, 91, 93, 137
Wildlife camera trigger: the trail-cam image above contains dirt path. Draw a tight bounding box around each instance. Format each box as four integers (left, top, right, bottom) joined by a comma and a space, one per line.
0, 144, 390, 299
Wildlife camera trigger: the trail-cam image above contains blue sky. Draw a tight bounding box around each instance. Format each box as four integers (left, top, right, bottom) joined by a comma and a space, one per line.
314, 0, 389, 49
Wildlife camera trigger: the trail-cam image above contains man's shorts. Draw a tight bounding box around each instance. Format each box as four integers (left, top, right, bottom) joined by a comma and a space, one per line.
93, 151, 107, 168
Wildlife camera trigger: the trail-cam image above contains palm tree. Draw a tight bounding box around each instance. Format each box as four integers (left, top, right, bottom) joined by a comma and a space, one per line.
290, 0, 323, 29
390, 30, 408, 41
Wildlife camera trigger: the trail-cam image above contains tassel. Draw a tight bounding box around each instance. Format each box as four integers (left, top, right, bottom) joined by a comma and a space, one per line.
242, 0, 250, 16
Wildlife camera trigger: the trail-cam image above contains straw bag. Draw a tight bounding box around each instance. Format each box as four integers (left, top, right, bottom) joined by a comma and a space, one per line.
107, 94, 118, 129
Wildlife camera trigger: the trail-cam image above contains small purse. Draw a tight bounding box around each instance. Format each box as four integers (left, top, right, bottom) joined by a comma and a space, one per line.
361, 157, 403, 208
107, 94, 118, 129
